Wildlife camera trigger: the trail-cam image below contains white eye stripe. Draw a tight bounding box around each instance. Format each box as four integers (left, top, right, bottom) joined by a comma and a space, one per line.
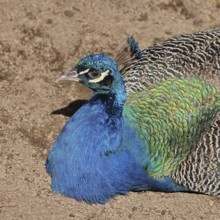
78, 68, 90, 75
89, 70, 109, 83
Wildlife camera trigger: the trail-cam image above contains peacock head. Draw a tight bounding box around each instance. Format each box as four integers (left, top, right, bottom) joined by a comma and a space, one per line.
58, 54, 124, 93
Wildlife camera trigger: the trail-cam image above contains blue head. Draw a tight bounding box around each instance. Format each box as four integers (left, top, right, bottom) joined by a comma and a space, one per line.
58, 54, 126, 95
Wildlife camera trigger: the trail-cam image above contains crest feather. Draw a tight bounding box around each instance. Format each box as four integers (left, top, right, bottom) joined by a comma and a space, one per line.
114, 36, 142, 73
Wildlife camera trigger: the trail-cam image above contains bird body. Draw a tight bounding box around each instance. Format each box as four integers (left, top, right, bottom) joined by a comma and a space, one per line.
47, 92, 185, 203
120, 28, 220, 196
46, 54, 220, 203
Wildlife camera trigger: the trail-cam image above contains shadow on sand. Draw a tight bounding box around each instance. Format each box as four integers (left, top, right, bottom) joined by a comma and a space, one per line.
51, 100, 88, 117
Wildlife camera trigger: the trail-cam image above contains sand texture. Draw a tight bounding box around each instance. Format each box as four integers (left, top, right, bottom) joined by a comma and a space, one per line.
1, 0, 220, 219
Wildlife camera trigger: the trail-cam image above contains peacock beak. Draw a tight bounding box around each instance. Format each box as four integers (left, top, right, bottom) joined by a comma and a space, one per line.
56, 70, 80, 82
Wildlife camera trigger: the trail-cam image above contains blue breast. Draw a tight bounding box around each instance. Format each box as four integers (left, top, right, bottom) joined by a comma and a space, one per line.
46, 94, 186, 203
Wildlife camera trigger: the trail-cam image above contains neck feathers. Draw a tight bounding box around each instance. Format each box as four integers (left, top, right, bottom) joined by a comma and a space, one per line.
90, 92, 126, 117
92, 73, 127, 115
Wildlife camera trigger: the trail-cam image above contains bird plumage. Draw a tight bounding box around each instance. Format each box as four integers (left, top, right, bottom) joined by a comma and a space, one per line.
46, 52, 220, 203
124, 78, 220, 177
115, 36, 142, 70
121, 28, 220, 94
119, 28, 220, 196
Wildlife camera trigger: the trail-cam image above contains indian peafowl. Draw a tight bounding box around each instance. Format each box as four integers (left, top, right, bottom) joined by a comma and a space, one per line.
46, 52, 220, 203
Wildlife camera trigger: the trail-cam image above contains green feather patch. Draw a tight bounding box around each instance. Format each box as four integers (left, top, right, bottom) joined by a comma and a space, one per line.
123, 77, 220, 178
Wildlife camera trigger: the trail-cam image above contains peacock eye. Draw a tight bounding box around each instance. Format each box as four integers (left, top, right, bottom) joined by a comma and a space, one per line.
88, 71, 101, 79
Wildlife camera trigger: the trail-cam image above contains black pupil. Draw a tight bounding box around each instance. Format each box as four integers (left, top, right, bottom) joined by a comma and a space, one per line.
89, 71, 100, 78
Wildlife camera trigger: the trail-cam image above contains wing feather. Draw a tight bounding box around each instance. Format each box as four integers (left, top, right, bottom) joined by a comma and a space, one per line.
123, 78, 220, 177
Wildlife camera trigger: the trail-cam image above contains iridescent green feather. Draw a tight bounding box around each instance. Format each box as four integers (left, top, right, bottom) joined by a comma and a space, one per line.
123, 78, 220, 178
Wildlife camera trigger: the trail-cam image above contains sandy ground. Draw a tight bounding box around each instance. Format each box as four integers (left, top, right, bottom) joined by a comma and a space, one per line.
1, 0, 220, 219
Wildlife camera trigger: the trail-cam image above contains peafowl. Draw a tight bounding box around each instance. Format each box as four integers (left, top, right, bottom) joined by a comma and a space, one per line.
46, 52, 220, 203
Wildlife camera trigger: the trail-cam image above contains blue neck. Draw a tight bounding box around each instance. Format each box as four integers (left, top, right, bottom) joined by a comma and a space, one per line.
92, 73, 127, 115
79, 91, 125, 154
